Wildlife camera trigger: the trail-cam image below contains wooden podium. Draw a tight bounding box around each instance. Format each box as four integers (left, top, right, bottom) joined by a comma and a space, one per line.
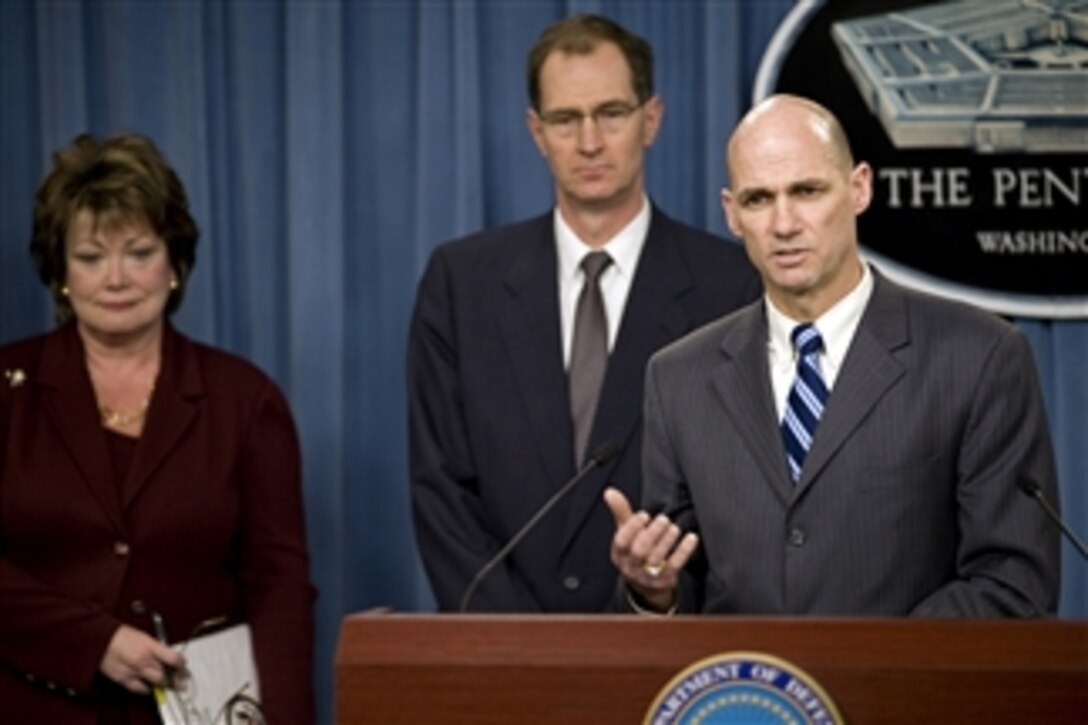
335, 613, 1086, 723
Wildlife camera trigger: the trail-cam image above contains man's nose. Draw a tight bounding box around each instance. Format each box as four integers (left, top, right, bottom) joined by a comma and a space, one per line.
771, 198, 801, 237
576, 115, 604, 154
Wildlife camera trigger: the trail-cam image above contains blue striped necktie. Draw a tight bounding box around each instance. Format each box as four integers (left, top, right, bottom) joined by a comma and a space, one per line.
781, 323, 829, 483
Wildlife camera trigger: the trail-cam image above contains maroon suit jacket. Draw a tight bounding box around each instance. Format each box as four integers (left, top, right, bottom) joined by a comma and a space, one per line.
0, 323, 315, 724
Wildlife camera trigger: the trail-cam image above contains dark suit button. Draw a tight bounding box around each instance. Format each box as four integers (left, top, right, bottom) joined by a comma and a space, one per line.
788, 528, 806, 547
130, 600, 147, 615
562, 575, 581, 591
113, 541, 130, 557
25, 673, 36, 683
45, 681, 57, 690
65, 687, 77, 697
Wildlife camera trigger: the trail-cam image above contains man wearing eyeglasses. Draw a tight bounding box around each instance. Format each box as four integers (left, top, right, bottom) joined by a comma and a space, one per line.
408, 14, 760, 612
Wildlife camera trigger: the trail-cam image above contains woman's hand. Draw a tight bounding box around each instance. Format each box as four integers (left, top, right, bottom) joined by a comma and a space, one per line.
99, 624, 186, 694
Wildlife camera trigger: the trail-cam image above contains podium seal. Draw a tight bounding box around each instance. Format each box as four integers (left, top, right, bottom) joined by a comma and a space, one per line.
644, 651, 843, 725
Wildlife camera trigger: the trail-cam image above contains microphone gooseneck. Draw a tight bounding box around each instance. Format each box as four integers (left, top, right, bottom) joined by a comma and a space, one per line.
1019, 476, 1088, 561
458, 441, 619, 612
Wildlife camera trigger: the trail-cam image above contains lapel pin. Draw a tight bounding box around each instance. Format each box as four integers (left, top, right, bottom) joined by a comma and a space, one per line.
4, 368, 26, 387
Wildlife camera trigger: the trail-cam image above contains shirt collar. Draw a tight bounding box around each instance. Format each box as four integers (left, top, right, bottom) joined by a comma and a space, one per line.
766, 261, 874, 369
555, 195, 651, 283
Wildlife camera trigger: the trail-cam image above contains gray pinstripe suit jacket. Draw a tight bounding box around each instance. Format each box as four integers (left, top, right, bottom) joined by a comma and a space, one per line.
641, 268, 1060, 616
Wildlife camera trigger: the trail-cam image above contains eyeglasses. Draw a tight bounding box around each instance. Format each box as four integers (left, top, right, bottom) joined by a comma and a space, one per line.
537, 100, 645, 138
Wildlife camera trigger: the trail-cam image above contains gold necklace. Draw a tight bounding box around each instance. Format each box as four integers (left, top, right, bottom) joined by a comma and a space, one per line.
99, 397, 151, 428
99, 381, 155, 429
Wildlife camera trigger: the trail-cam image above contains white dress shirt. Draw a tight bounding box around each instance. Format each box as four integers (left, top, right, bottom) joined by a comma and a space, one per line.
556, 197, 650, 368
766, 262, 874, 421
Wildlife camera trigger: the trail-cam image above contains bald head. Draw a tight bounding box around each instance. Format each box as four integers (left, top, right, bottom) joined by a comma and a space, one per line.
719, 93, 872, 321
727, 94, 854, 181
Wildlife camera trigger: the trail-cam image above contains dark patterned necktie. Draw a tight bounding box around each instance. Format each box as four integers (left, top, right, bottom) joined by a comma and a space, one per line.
781, 323, 829, 483
569, 251, 613, 467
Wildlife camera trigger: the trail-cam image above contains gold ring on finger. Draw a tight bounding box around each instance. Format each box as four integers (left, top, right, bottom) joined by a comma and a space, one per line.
642, 562, 664, 578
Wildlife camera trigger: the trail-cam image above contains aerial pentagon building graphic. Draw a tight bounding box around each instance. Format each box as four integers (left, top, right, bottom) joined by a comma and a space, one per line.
832, 0, 1088, 152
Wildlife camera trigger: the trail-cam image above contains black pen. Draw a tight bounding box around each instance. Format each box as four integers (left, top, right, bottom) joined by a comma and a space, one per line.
151, 612, 175, 691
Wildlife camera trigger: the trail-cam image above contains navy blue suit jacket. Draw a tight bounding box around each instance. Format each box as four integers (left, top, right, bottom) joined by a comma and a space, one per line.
408, 207, 761, 611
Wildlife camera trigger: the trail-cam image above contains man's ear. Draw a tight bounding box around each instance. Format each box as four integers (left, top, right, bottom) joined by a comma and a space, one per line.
527, 108, 548, 158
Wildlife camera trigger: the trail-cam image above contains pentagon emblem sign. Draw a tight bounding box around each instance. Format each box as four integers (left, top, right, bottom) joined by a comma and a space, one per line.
754, 0, 1088, 318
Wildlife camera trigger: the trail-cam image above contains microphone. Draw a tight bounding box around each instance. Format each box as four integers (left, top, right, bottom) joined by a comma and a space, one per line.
1019, 476, 1088, 560
458, 440, 619, 612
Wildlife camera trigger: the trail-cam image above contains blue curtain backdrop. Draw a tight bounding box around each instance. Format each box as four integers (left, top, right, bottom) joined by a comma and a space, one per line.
1, 1, 1084, 721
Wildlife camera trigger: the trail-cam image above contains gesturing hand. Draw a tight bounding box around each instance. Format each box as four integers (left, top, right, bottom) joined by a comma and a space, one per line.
603, 487, 699, 613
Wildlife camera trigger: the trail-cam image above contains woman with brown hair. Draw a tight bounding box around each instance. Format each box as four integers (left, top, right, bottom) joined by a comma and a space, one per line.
0, 133, 315, 723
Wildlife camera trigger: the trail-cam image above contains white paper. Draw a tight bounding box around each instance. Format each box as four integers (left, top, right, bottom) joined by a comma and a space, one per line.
157, 623, 262, 725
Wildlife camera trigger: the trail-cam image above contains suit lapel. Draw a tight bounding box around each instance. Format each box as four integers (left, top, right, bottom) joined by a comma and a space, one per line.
37, 325, 126, 531
796, 272, 909, 493
710, 305, 795, 506
123, 325, 202, 507
498, 219, 575, 490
